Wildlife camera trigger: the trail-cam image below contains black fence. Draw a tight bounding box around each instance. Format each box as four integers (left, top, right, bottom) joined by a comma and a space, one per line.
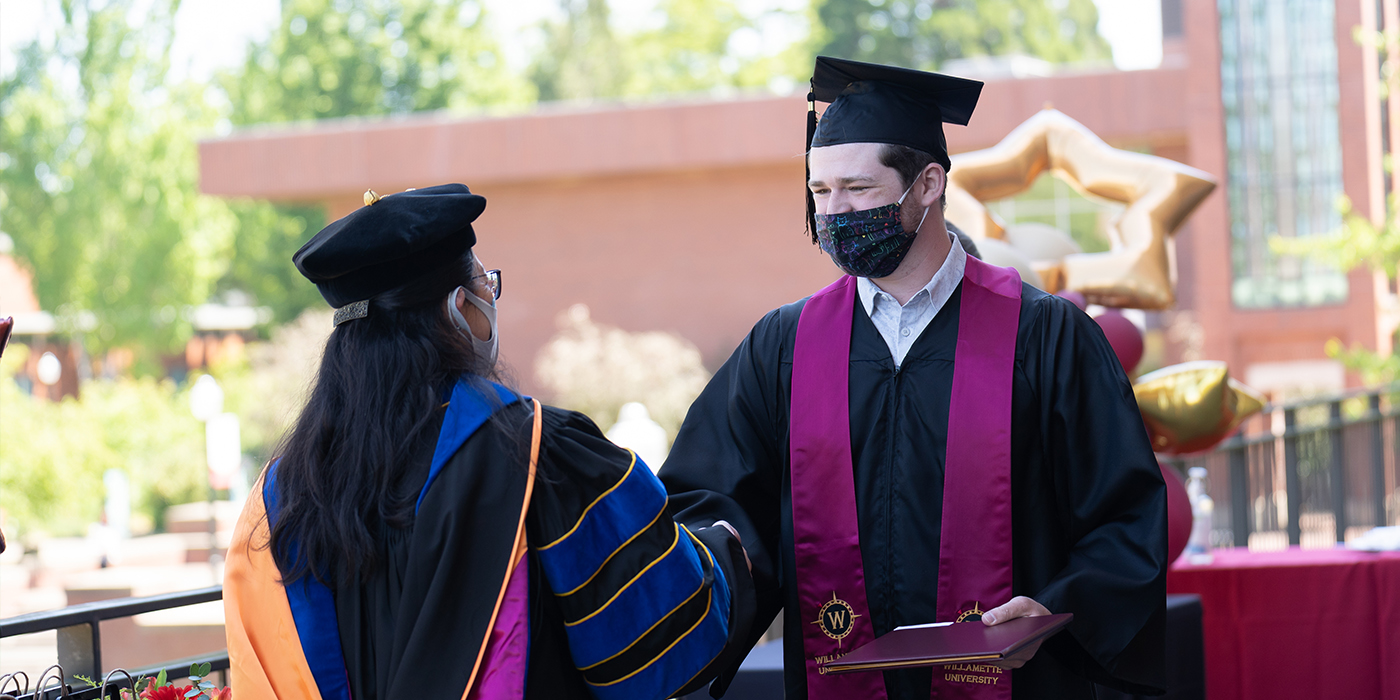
1166, 386, 1400, 549
0, 587, 227, 700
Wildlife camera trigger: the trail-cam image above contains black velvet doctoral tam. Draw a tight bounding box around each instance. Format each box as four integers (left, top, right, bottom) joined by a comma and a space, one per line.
293, 183, 486, 308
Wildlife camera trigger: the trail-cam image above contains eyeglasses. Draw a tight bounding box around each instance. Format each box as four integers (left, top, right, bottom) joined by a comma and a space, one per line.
472, 269, 502, 301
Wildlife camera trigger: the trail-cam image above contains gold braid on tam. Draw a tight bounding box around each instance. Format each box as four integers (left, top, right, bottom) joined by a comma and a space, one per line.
333, 300, 370, 327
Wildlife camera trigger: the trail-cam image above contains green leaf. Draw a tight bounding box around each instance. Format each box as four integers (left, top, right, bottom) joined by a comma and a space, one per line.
156, 669, 168, 688
2, 0, 238, 365
184, 688, 201, 698
199, 662, 212, 677
810, 0, 1112, 73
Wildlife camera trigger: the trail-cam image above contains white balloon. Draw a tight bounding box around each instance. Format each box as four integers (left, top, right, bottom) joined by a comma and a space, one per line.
1003, 222, 1083, 262
975, 238, 1045, 289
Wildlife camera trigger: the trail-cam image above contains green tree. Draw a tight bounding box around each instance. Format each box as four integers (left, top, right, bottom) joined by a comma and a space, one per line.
216, 202, 326, 327
812, 0, 1111, 69
530, 0, 804, 101
1, 0, 236, 368
221, 0, 530, 125
531, 0, 630, 100
0, 346, 208, 539
214, 0, 533, 325
623, 0, 802, 96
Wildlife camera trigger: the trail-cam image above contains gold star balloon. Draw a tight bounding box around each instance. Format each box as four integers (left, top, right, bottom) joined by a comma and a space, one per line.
946, 109, 1217, 309
1133, 361, 1266, 455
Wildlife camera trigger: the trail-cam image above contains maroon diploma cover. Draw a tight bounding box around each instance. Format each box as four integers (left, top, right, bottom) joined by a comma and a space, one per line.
790, 257, 1023, 700
821, 614, 1073, 675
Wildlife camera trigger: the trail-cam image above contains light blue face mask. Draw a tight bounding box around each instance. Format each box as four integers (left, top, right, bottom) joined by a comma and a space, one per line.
447, 285, 498, 370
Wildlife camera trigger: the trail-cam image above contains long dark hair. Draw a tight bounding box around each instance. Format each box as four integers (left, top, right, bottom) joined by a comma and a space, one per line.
268, 249, 495, 586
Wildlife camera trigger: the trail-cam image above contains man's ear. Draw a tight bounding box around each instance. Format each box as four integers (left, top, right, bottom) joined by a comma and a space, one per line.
918, 163, 947, 208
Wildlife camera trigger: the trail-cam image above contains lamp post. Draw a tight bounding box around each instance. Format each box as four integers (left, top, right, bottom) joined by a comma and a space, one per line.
189, 375, 225, 571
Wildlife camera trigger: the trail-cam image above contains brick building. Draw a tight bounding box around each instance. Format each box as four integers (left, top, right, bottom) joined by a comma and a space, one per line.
197, 0, 1398, 397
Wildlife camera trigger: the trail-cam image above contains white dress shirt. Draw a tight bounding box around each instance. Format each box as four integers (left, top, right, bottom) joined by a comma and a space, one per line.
856, 233, 968, 368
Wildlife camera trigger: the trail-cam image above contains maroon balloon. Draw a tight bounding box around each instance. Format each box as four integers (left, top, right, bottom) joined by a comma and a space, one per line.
1161, 461, 1192, 564
1055, 290, 1087, 311
1094, 310, 1144, 372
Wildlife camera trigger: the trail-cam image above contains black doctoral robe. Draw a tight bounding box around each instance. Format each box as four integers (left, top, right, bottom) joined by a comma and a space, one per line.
329, 403, 754, 700
660, 281, 1167, 700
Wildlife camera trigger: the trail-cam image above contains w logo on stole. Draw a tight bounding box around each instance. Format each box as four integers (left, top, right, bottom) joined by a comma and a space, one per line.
812, 592, 861, 645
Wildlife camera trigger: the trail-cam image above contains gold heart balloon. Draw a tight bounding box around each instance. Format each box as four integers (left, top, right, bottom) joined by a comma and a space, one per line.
946, 109, 1217, 309
1133, 361, 1266, 455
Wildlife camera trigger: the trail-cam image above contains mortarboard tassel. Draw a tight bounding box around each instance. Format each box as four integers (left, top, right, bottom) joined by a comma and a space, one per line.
806, 88, 818, 244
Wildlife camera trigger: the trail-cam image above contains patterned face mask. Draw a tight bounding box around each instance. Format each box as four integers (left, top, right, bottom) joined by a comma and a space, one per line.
815, 182, 928, 279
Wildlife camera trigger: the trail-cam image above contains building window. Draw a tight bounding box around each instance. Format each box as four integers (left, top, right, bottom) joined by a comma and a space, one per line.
1219, 0, 1348, 308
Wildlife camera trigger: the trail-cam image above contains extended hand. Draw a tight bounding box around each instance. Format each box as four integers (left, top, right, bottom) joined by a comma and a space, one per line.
982, 596, 1052, 669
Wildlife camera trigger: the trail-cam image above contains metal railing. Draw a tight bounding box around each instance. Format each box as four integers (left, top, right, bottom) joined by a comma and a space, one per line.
1166, 385, 1400, 549
0, 587, 227, 700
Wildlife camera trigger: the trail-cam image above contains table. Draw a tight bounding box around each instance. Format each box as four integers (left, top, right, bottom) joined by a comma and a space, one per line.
1168, 547, 1400, 700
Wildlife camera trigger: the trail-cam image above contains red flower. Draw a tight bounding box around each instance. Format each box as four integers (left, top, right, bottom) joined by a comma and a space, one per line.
210, 688, 233, 700
139, 685, 184, 700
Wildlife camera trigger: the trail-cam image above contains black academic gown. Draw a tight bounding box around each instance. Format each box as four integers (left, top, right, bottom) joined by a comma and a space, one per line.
660, 281, 1167, 700
333, 402, 754, 700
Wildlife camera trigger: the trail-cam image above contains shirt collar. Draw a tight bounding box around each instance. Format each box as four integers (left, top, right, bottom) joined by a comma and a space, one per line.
857, 232, 968, 316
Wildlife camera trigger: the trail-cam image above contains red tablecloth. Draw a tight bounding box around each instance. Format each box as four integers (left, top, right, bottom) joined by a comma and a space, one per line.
1167, 547, 1400, 700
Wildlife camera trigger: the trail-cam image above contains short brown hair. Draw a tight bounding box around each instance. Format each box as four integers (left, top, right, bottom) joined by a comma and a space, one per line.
879, 144, 947, 210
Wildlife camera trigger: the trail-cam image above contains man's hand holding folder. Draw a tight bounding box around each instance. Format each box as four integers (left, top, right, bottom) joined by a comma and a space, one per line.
981, 596, 1053, 669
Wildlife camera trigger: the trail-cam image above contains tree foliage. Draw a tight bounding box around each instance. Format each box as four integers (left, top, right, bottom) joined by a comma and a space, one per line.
812, 0, 1111, 69
531, 0, 631, 100
529, 0, 1110, 103
1272, 194, 1400, 281
214, 0, 534, 325
0, 0, 235, 366
221, 0, 531, 126
2, 0, 1121, 358
530, 0, 803, 101
216, 202, 327, 326
0, 346, 208, 539
624, 0, 798, 96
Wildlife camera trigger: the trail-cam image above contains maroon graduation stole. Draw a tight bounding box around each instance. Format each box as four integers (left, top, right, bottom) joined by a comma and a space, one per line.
790, 256, 1022, 700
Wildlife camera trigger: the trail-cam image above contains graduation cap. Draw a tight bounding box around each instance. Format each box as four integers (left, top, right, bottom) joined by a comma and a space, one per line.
293, 183, 486, 319
805, 56, 983, 237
